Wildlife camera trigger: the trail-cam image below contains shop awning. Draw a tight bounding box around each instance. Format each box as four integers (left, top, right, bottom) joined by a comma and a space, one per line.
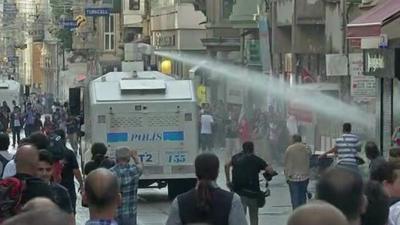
347, 0, 400, 38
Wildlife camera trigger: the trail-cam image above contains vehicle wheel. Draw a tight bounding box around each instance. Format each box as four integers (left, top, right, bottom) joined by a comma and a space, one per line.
168, 178, 197, 199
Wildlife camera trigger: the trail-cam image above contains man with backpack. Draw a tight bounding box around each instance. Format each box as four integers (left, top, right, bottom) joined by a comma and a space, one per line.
0, 143, 54, 222
0, 133, 13, 177
225, 141, 274, 225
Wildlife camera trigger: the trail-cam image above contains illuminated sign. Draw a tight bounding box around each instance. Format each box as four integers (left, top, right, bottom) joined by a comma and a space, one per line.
363, 49, 396, 78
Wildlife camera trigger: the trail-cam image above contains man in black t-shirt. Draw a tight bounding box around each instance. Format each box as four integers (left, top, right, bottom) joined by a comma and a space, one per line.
53, 129, 84, 214
83, 143, 115, 176
37, 150, 73, 220
225, 141, 273, 225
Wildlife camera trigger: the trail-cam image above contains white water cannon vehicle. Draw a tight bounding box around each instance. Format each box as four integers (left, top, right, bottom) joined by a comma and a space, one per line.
84, 71, 199, 198
0, 79, 21, 108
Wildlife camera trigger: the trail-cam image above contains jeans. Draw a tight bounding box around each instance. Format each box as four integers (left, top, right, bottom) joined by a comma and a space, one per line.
288, 179, 309, 209
117, 214, 137, 225
241, 196, 259, 225
12, 127, 21, 146
200, 134, 213, 152
24, 124, 33, 137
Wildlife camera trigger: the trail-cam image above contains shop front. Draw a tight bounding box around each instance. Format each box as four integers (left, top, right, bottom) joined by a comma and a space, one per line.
347, 0, 400, 152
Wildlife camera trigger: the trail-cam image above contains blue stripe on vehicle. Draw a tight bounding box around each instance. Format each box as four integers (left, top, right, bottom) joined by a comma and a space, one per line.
163, 131, 184, 141
107, 132, 128, 143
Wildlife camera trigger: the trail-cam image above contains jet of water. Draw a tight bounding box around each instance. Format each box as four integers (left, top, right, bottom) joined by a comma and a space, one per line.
155, 51, 374, 128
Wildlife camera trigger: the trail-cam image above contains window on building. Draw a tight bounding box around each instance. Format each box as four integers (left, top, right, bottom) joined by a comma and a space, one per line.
129, 0, 140, 10
222, 0, 234, 19
104, 15, 115, 51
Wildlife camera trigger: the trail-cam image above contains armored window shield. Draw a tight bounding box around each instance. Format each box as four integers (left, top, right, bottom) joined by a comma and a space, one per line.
119, 80, 167, 94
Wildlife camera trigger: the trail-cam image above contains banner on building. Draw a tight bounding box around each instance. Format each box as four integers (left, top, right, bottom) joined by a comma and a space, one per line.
351, 76, 377, 99
349, 53, 363, 76
258, 15, 272, 74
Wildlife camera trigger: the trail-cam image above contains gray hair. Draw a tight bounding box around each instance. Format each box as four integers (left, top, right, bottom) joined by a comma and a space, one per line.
115, 146, 131, 161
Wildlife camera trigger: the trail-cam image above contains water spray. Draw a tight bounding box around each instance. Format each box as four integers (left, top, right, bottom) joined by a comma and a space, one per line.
154, 51, 374, 128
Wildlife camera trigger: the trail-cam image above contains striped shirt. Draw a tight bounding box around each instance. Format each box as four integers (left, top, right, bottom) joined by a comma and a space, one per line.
335, 133, 361, 167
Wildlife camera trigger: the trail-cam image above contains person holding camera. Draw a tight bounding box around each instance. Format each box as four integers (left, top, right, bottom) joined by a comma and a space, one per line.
284, 135, 311, 210
225, 141, 275, 225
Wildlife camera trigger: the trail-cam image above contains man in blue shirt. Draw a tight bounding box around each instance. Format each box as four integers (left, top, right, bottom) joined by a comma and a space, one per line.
110, 147, 143, 225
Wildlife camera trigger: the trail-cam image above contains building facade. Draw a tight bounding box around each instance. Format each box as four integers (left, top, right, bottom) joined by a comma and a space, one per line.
150, 0, 207, 78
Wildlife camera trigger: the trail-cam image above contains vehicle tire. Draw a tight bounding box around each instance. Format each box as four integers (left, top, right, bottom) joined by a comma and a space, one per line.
168, 178, 197, 199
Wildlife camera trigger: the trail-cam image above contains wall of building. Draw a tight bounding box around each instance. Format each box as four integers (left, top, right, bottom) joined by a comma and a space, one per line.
229, 0, 258, 28
293, 26, 325, 53
295, 0, 325, 24
325, 2, 343, 53
32, 42, 44, 89
122, 0, 145, 27
276, 0, 293, 26
150, 3, 206, 51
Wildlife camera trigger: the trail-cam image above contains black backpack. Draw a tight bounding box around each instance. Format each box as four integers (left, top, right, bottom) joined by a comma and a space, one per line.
48, 134, 65, 160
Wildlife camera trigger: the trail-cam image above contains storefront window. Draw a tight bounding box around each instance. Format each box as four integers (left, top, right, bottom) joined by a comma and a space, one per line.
129, 0, 140, 10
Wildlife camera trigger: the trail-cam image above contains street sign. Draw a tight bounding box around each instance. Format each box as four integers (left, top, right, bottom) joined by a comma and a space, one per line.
75, 15, 87, 28
61, 20, 78, 29
379, 34, 388, 48
85, 8, 112, 16
7, 56, 18, 63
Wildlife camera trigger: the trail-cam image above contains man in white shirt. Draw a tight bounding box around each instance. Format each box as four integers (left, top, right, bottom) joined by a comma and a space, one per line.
287, 115, 299, 136
0, 133, 14, 177
200, 111, 214, 152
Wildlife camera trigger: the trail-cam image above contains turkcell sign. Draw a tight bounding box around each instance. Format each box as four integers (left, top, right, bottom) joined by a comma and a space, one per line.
85, 8, 112, 16
107, 131, 184, 143
61, 20, 78, 28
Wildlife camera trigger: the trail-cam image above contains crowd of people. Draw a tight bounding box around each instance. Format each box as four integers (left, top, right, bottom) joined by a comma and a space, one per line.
199, 102, 291, 165
0, 97, 82, 154
0, 128, 143, 225
2, 96, 400, 225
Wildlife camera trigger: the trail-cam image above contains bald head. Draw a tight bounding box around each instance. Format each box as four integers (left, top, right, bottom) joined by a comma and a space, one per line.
287, 201, 349, 225
84, 168, 120, 210
3, 208, 70, 225
316, 167, 364, 221
15, 144, 39, 175
22, 197, 58, 212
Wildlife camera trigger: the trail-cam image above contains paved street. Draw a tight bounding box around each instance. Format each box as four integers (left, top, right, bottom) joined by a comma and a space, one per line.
75, 149, 297, 225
